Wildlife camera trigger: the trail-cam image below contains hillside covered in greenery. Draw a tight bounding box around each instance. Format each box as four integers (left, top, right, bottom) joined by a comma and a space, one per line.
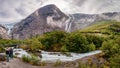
19, 20, 120, 68
0, 20, 120, 68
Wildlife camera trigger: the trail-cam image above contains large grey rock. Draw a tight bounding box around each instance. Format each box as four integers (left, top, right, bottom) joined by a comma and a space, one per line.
0, 53, 6, 61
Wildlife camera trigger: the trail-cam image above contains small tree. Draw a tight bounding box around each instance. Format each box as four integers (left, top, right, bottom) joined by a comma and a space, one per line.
110, 54, 120, 68
89, 43, 96, 51
60, 45, 68, 52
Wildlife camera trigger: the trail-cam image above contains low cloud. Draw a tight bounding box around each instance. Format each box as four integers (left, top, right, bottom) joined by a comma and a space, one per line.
0, 0, 44, 24
0, 0, 120, 24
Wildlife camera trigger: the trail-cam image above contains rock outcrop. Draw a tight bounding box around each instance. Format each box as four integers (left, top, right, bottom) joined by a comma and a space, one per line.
0, 25, 9, 39
0, 53, 6, 61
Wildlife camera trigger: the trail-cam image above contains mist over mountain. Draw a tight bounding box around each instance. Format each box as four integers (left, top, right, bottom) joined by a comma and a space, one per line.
0, 0, 120, 24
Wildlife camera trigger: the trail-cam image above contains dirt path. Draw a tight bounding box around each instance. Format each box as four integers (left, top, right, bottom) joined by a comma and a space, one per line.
0, 53, 102, 68
0, 58, 63, 68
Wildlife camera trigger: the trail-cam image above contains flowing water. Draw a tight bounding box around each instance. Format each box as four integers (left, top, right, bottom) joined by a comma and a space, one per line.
13, 48, 102, 62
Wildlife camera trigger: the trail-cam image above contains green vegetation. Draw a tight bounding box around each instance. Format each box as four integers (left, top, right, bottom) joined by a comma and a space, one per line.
21, 31, 100, 53
0, 20, 120, 67
22, 55, 31, 63
77, 62, 98, 68
54, 60, 62, 67
0, 39, 22, 52
22, 55, 46, 66
0, 45, 4, 53
109, 54, 120, 68
18, 21, 120, 53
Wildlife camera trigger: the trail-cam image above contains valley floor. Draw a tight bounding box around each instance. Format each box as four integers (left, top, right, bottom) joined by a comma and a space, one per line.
0, 53, 105, 68
0, 58, 69, 68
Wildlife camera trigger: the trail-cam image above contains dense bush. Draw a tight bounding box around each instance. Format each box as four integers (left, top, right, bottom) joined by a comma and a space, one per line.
109, 54, 120, 68
64, 32, 89, 52
22, 55, 42, 66
0, 45, 4, 53
100, 36, 120, 68
39, 31, 68, 51
30, 55, 41, 65
101, 40, 120, 58
21, 31, 103, 53
0, 39, 22, 52
54, 60, 62, 67
86, 34, 105, 48
22, 55, 31, 63
88, 43, 96, 51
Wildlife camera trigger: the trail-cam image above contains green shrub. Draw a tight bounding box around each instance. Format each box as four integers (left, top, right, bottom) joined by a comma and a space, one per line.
77, 62, 90, 68
40, 61, 46, 66
64, 32, 88, 53
30, 55, 40, 65
61, 52, 72, 57
22, 55, 31, 63
109, 54, 120, 68
0, 45, 4, 53
54, 60, 62, 67
101, 40, 120, 58
60, 45, 68, 52
22, 55, 44, 66
88, 43, 96, 51
86, 34, 105, 48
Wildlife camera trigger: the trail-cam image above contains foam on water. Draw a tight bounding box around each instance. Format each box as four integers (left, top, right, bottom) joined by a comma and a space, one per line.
13, 48, 102, 62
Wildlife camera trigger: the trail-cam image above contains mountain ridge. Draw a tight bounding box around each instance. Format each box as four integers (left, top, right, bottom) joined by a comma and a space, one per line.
10, 4, 120, 39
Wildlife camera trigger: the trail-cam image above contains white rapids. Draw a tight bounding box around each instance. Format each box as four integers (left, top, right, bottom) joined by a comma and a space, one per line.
41, 50, 102, 62
13, 48, 102, 62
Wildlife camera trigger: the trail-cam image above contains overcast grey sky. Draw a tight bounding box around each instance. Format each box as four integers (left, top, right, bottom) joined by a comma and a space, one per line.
0, 0, 120, 24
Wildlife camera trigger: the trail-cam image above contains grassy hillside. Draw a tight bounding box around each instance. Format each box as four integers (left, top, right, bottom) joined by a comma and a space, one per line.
80, 20, 120, 35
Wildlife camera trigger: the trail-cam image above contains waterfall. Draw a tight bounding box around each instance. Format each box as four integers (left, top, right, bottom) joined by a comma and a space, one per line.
65, 15, 74, 32
2, 24, 14, 34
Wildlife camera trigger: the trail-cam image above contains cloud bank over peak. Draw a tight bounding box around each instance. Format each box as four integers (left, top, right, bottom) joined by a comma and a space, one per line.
0, 0, 44, 24
0, 0, 120, 24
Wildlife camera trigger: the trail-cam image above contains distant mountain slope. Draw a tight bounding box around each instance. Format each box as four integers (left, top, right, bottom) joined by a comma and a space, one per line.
11, 4, 120, 39
0, 25, 9, 39
71, 12, 120, 31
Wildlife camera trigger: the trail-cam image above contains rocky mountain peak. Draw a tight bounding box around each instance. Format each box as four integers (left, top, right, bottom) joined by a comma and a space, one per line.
11, 4, 120, 40
11, 4, 69, 40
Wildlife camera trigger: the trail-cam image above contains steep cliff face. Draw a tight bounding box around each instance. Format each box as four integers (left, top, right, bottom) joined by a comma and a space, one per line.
11, 4, 120, 40
11, 4, 69, 39
0, 25, 9, 39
